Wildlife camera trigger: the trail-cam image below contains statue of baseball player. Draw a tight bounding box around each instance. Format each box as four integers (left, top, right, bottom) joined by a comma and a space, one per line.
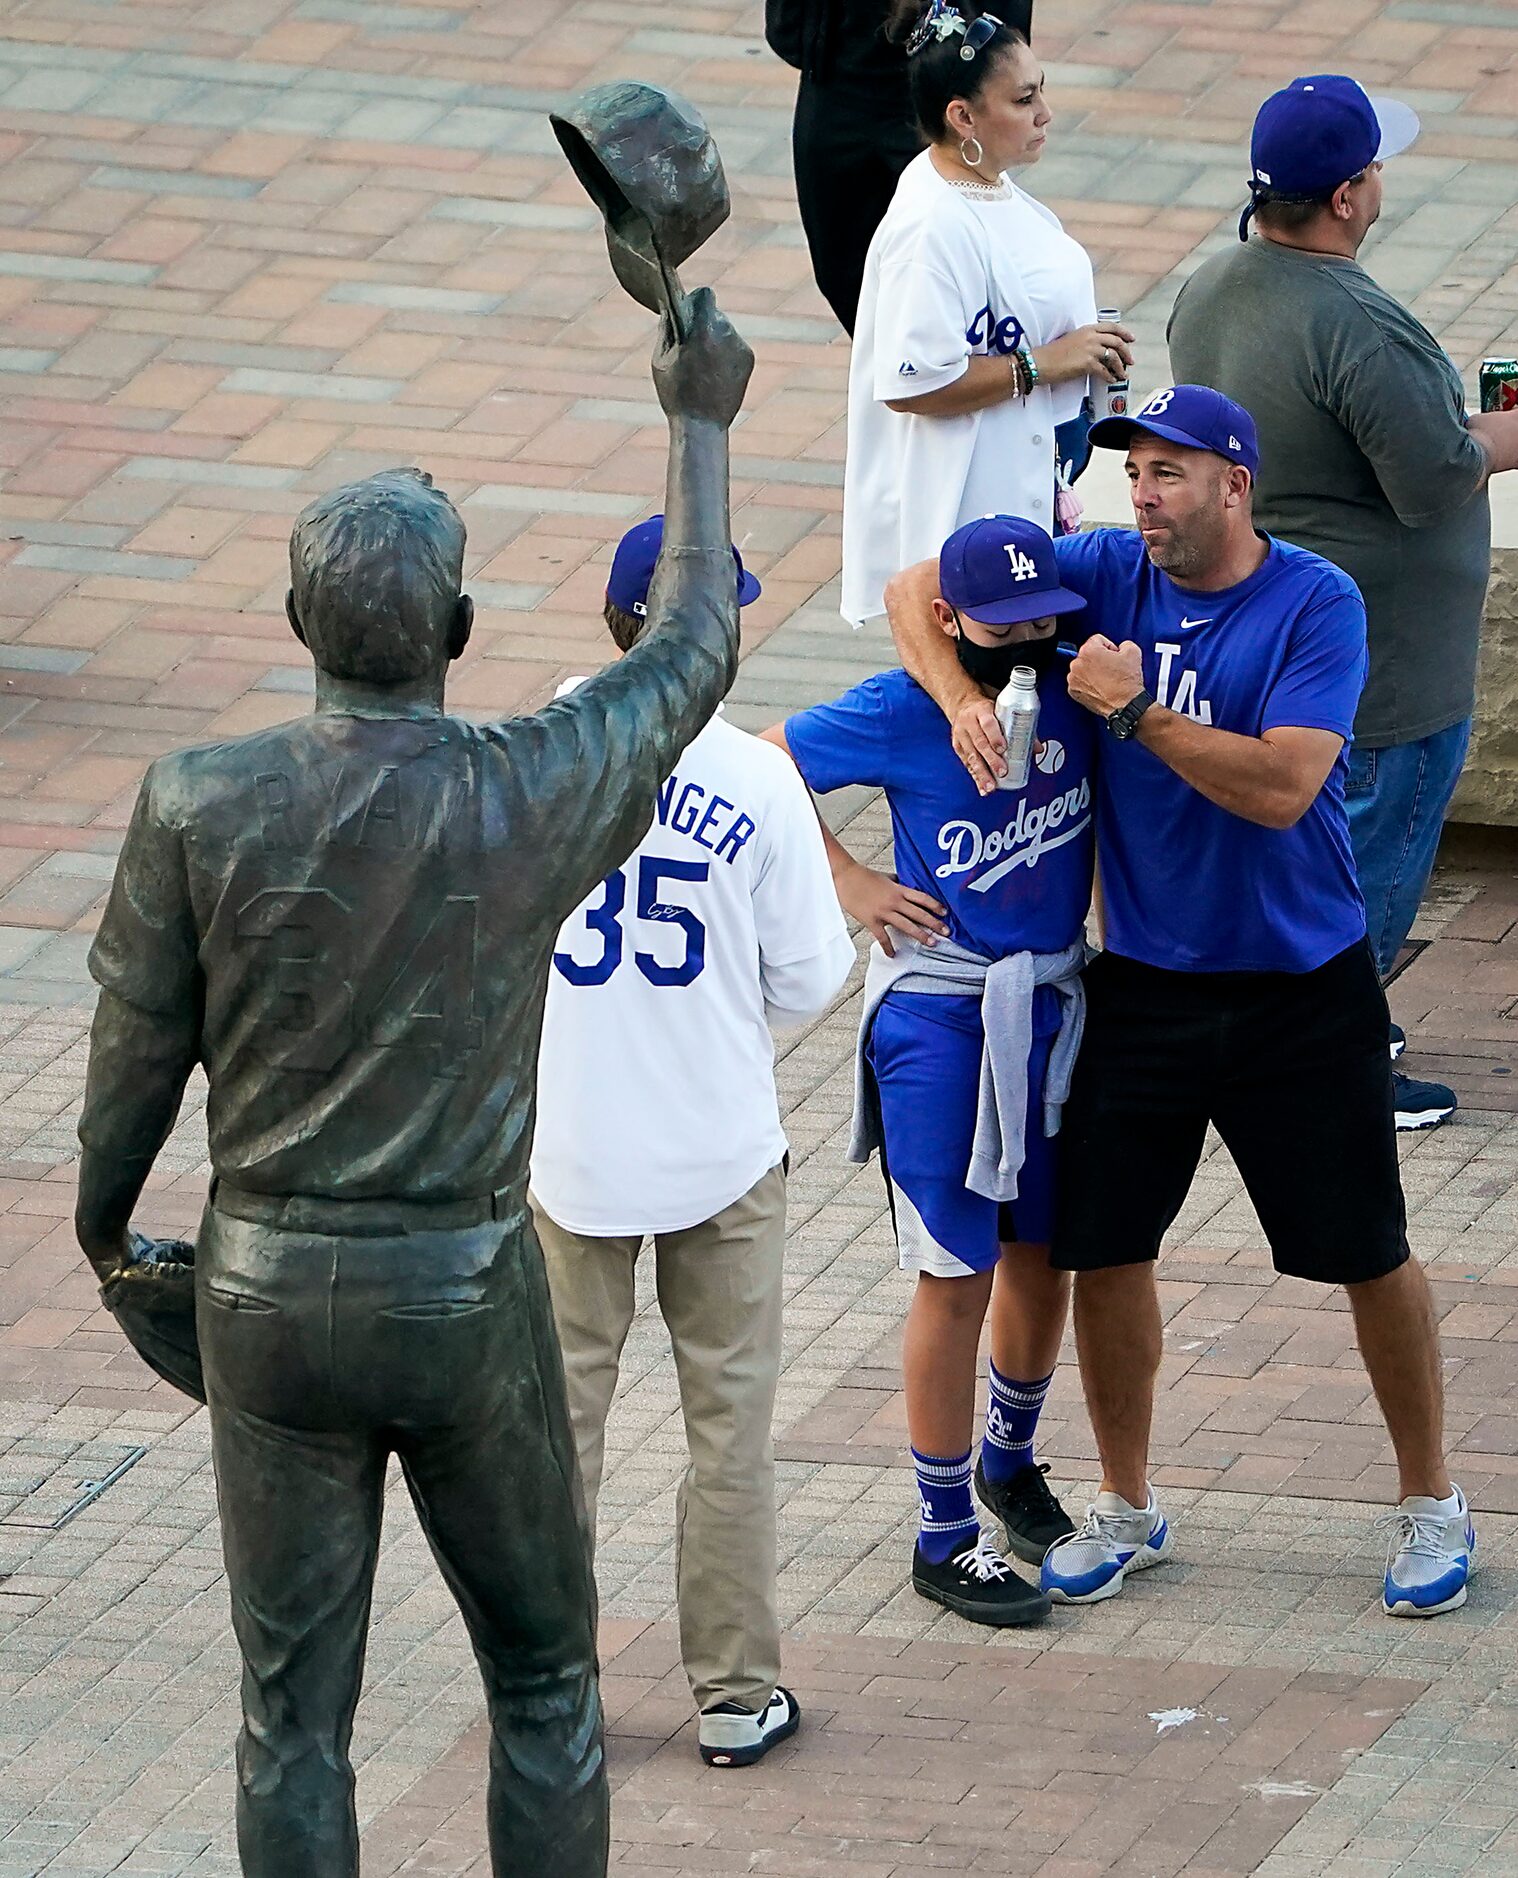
75, 88, 752, 1878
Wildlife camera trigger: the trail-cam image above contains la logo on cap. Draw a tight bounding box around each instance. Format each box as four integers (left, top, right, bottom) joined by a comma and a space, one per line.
1004, 545, 1039, 582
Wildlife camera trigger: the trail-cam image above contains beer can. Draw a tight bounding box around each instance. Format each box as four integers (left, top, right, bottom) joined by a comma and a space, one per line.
1479, 357, 1518, 414
1098, 306, 1129, 418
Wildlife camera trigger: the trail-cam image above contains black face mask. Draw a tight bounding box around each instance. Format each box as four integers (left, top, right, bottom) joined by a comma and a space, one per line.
953, 622, 1062, 689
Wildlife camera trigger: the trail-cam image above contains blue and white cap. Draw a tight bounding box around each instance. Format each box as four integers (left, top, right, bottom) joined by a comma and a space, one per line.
938, 515, 1087, 627
1240, 74, 1420, 238
1089, 384, 1261, 477
607, 515, 762, 618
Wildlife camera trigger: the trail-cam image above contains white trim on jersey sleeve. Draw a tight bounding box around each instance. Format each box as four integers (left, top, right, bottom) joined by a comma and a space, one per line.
750, 754, 853, 1027
763, 929, 856, 1032
870, 256, 975, 405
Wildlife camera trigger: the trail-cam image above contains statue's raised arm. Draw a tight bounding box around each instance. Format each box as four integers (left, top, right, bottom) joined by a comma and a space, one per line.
500, 86, 756, 918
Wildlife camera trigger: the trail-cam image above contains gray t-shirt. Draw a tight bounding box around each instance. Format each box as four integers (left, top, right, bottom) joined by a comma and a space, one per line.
1168, 237, 1489, 748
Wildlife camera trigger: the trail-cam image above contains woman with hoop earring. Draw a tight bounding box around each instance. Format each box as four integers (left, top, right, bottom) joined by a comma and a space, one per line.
841, 0, 1133, 626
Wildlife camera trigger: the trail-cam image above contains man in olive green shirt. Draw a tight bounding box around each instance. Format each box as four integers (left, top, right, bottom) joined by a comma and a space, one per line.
1169, 74, 1518, 1130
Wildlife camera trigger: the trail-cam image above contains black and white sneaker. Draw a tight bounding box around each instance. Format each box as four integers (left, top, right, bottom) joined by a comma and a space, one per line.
699, 1686, 800, 1768
912, 1531, 1051, 1626
1393, 1071, 1456, 1132
975, 1459, 1076, 1565
1389, 1023, 1406, 1061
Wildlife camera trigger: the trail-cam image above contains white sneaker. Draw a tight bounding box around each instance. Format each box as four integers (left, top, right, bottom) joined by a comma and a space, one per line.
1041, 1487, 1173, 1604
1382, 1487, 1475, 1617
699, 1686, 800, 1767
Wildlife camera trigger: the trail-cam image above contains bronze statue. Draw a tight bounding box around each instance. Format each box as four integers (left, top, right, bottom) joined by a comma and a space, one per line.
75, 87, 752, 1878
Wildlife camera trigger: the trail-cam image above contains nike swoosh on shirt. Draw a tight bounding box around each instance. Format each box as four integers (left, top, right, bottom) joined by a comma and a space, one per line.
1178, 616, 1211, 630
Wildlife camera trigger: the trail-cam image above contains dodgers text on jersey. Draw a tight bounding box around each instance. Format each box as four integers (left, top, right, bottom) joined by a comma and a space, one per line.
966, 303, 1026, 357
935, 775, 1093, 894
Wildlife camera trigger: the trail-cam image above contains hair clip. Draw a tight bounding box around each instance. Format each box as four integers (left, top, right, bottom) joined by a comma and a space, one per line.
906, 0, 968, 56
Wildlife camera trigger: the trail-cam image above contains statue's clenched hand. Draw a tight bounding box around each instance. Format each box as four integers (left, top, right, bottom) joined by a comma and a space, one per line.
653, 286, 753, 429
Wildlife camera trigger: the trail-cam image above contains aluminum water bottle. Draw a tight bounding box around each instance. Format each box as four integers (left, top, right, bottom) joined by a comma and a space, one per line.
995, 665, 1040, 792
1099, 305, 1129, 418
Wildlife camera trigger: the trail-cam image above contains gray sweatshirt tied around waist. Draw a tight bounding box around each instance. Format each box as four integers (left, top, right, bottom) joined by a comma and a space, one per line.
848, 933, 1087, 1204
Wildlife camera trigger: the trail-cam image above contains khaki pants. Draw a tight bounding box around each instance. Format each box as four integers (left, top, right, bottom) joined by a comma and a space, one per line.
531, 1163, 786, 1713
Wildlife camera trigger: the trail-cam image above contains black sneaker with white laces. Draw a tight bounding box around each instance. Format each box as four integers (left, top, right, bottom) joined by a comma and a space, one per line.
1393, 1070, 1456, 1132
975, 1459, 1076, 1565
912, 1531, 1051, 1626
699, 1686, 800, 1768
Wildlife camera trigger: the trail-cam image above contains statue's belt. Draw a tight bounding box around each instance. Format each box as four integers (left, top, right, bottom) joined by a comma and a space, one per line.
211, 1182, 523, 1238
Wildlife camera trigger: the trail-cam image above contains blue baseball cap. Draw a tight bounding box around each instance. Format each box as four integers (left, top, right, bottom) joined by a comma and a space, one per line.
1240, 74, 1419, 238
607, 515, 761, 618
939, 515, 1087, 627
1089, 384, 1261, 477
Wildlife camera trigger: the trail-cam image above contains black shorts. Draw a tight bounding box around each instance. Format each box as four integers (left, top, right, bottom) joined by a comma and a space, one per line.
1053, 940, 1409, 1286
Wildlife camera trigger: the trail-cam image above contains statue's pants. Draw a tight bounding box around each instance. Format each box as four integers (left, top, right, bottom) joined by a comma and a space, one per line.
195, 1201, 608, 1878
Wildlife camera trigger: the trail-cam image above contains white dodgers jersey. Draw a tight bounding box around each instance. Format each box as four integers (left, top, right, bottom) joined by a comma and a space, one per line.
532, 696, 852, 1236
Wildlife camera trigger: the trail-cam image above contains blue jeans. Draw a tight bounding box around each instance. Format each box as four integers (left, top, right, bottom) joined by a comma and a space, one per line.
1345, 718, 1472, 979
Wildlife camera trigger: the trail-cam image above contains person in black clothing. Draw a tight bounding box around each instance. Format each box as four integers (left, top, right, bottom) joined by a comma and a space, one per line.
766, 0, 1033, 334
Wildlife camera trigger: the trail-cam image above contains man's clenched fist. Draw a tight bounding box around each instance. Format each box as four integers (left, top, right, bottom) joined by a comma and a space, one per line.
1068, 635, 1146, 718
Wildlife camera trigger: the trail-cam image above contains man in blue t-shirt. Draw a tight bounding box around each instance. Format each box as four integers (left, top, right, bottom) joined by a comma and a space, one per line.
885, 387, 1473, 1623
764, 516, 1095, 1627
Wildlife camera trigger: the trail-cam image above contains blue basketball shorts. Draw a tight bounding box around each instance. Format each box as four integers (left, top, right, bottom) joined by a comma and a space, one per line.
865, 987, 1060, 1278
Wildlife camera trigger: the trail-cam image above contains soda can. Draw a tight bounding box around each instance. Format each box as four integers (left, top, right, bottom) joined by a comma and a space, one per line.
1479, 357, 1518, 414
1098, 307, 1129, 419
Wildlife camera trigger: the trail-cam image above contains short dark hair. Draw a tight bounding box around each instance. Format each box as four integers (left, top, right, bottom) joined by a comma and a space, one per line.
886, 2, 1028, 144
289, 469, 464, 685
604, 596, 644, 652
1251, 170, 1367, 234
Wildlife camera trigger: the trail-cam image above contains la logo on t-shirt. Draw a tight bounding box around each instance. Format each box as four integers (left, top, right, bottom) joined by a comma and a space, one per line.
1153, 641, 1213, 723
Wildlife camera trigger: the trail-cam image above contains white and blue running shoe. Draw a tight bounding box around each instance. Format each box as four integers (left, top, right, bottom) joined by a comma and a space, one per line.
1040, 1488, 1173, 1604
1381, 1487, 1475, 1617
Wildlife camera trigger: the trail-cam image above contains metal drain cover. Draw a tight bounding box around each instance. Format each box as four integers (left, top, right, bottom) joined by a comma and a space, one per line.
0, 1439, 146, 1530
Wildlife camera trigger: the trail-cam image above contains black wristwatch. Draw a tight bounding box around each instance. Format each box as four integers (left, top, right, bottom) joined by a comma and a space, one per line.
1106, 689, 1155, 741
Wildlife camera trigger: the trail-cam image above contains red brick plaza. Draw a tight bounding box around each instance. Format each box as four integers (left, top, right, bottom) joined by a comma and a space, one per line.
0, 2, 1516, 1874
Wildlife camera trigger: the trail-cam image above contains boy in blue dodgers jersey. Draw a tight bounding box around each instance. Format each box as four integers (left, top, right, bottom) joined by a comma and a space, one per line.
763, 516, 1095, 1625
532, 517, 853, 1769
886, 386, 1474, 1620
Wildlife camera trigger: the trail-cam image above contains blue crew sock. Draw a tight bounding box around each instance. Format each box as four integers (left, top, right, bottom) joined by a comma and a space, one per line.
980, 1362, 1053, 1484
913, 1447, 978, 1563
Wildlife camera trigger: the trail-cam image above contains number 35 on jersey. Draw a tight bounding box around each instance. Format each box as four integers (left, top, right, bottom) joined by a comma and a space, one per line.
553, 855, 709, 989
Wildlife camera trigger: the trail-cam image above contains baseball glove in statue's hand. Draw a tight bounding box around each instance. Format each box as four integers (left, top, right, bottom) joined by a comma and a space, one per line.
99, 1230, 205, 1403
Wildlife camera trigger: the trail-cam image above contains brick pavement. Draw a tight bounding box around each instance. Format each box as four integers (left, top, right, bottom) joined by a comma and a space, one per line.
0, 0, 1517, 1873
366, 1629, 1428, 1877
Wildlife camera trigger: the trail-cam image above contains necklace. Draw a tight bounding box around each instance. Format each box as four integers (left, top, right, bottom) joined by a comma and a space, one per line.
947, 173, 1014, 200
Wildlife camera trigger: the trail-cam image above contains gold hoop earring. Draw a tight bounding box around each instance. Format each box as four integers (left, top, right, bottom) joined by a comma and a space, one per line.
960, 135, 985, 170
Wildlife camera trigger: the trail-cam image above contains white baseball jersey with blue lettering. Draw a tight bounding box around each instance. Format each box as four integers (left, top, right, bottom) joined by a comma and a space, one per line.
842, 149, 1096, 625
532, 688, 853, 1235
